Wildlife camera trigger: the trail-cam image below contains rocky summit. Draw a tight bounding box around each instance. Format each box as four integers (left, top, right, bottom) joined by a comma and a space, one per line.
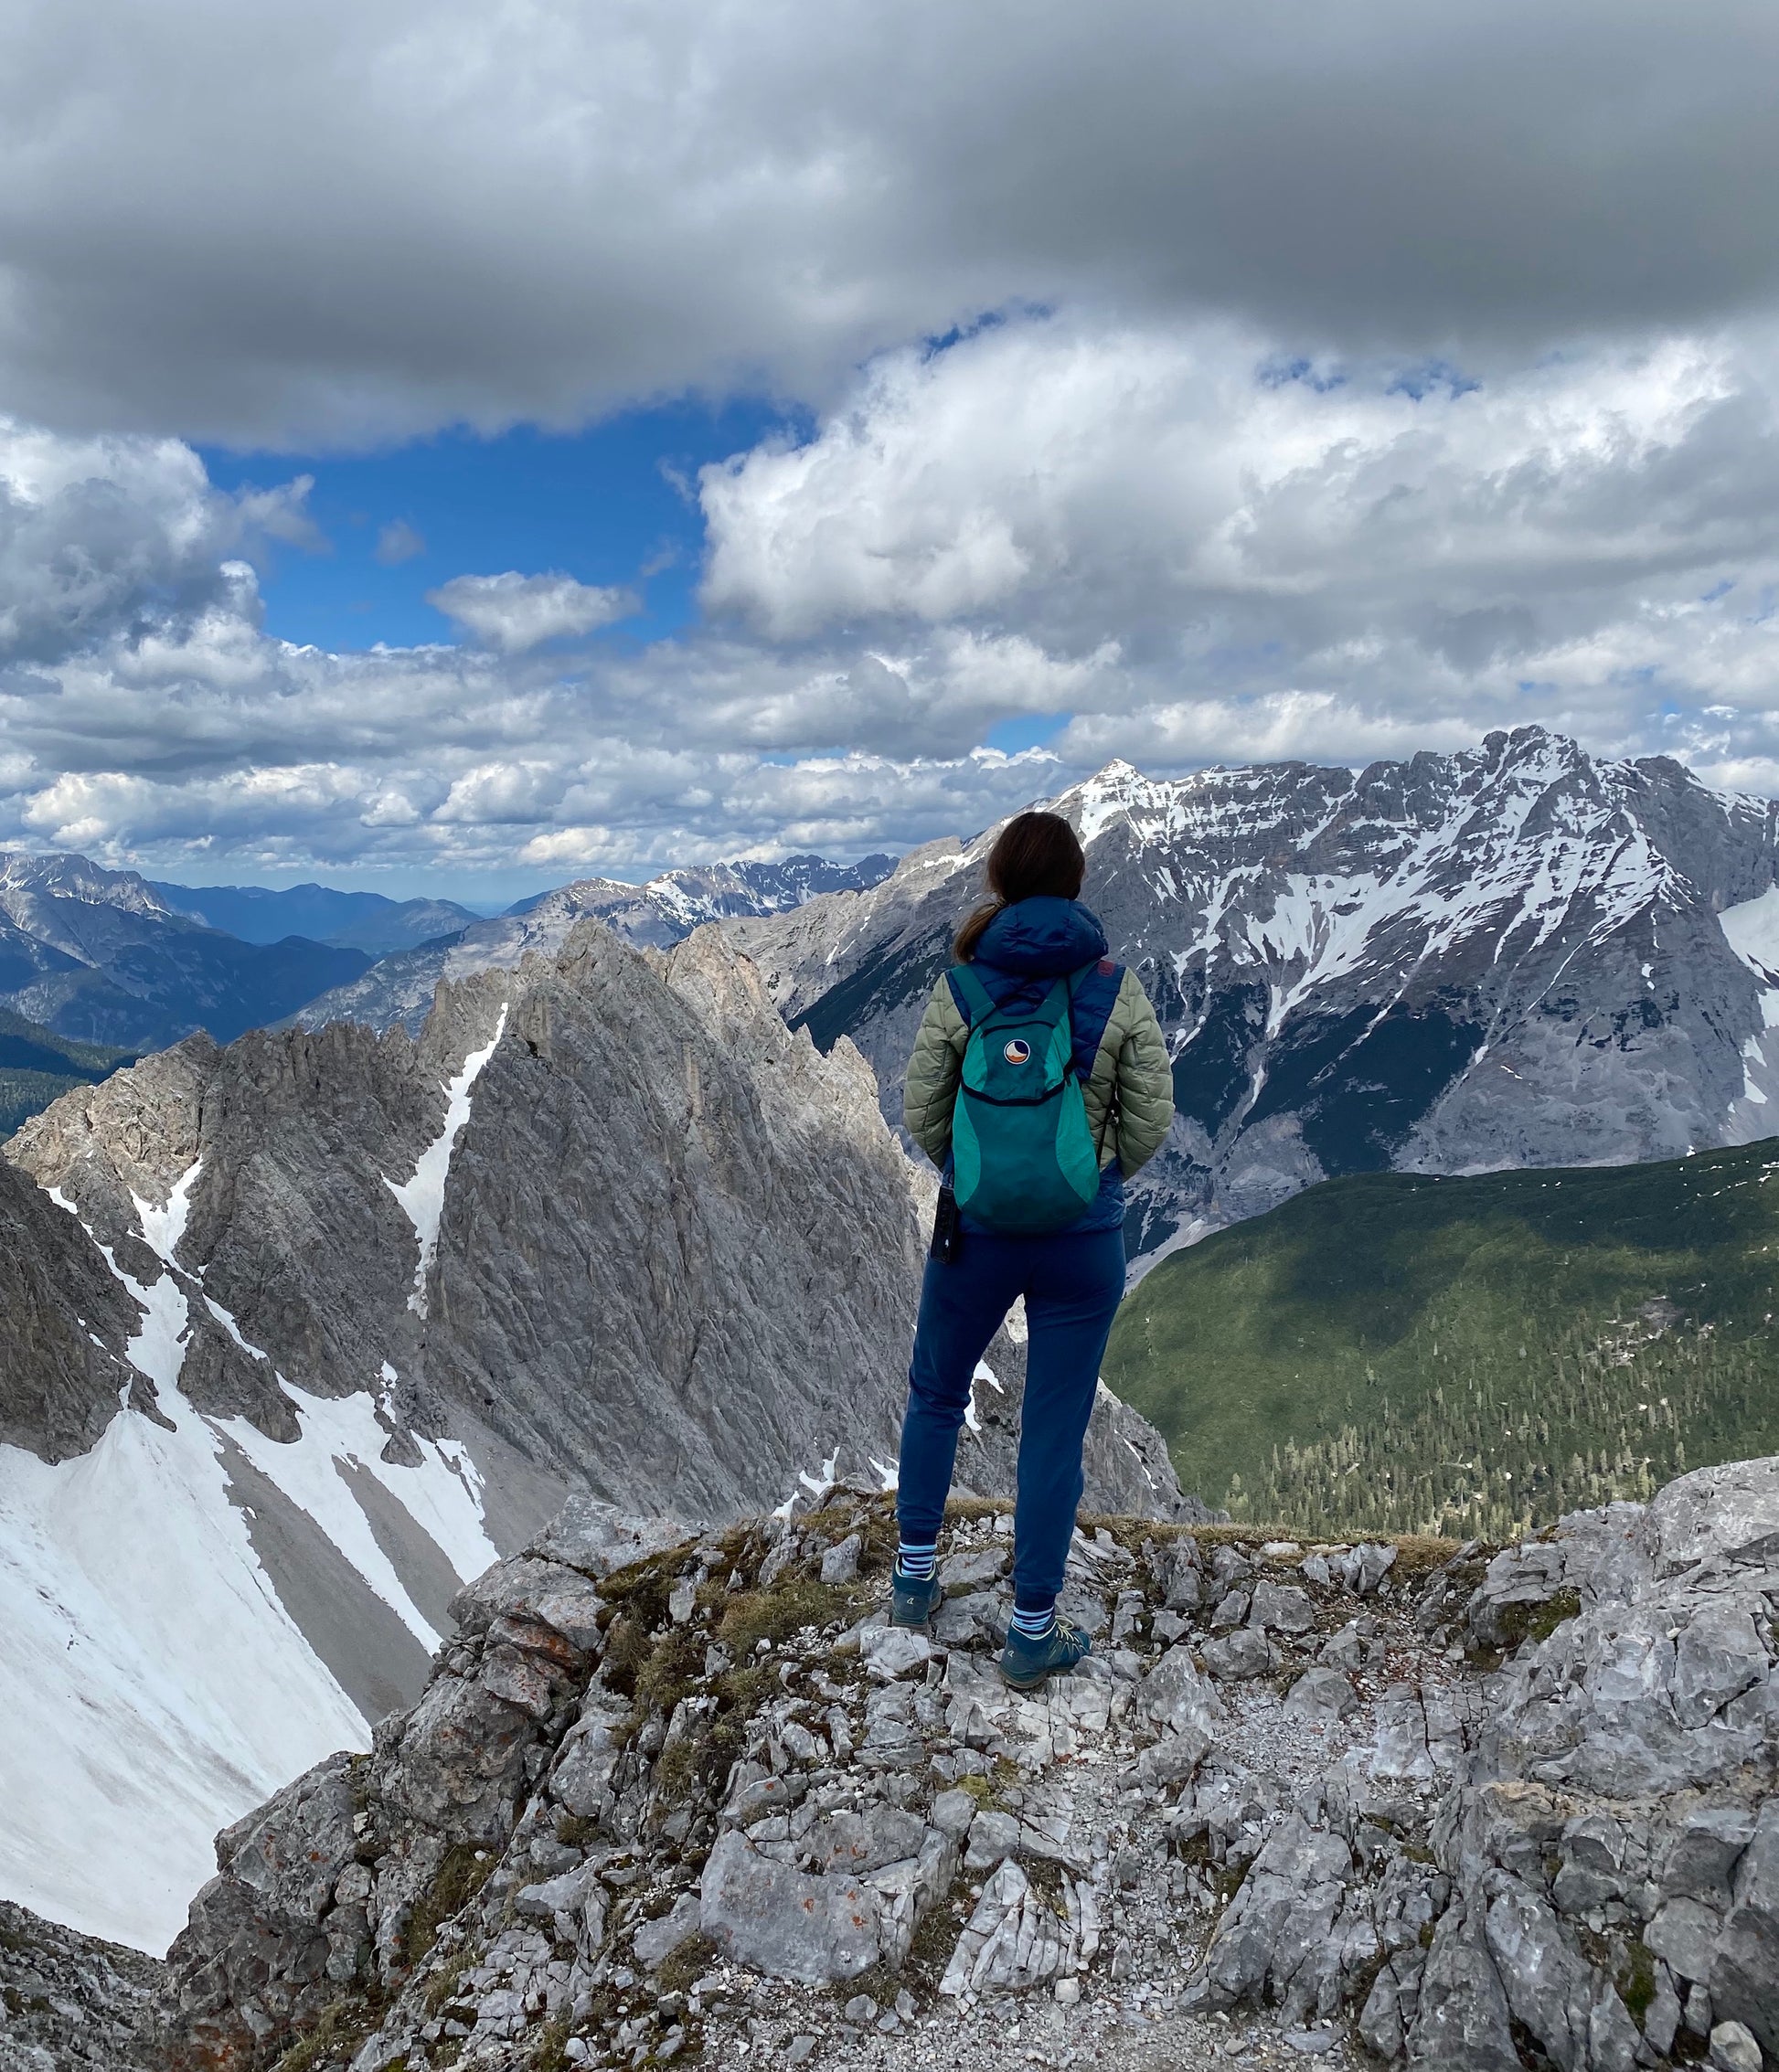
124, 1453, 1778, 2072
0, 917, 1186, 1955
725, 728, 1779, 1262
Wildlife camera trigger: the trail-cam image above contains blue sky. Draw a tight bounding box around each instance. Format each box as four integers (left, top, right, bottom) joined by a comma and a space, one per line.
200, 399, 794, 657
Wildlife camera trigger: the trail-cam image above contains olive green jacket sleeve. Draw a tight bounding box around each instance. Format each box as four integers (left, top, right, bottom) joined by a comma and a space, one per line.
1088, 967, 1174, 1175
902, 976, 967, 1165
901, 966, 1175, 1175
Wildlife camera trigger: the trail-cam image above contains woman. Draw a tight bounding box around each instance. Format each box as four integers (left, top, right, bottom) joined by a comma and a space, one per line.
891, 810, 1174, 1688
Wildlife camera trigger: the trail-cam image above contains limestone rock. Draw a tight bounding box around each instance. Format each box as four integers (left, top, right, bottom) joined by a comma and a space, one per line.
0, 1897, 163, 2071
1284, 1668, 1358, 1723
1710, 2021, 1764, 2072
1196, 1815, 1355, 2024
1135, 1642, 1225, 1744
939, 1859, 1081, 1998
1250, 1578, 1316, 1634
633, 1893, 703, 1969
698, 1831, 880, 1984
1202, 1627, 1274, 1681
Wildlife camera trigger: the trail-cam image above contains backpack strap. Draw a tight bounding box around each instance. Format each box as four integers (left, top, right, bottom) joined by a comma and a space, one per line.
1067, 957, 1124, 1081
947, 963, 997, 1025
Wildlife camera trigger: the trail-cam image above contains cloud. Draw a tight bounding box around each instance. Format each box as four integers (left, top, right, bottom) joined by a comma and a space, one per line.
3, 2, 1778, 446
7, 329, 1779, 888
375, 518, 425, 565
427, 571, 639, 653
699, 314, 1779, 765
0, 420, 318, 665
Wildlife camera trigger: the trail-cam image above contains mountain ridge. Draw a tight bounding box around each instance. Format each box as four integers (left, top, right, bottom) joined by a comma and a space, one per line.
293, 852, 898, 1034
723, 727, 1779, 1260
150, 878, 483, 953
0, 847, 373, 1053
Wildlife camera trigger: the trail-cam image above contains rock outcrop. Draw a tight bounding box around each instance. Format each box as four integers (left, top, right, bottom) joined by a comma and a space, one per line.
152, 1459, 1779, 2072
0, 1897, 164, 2070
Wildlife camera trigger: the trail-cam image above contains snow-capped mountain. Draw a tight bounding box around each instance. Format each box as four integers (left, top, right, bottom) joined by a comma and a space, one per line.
726, 728, 1779, 1260
0, 849, 373, 1050
0, 917, 1181, 1954
294, 853, 896, 1034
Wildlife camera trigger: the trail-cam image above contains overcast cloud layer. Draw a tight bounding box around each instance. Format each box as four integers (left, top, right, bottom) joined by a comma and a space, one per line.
5, 0, 1779, 442
4, 2, 1779, 881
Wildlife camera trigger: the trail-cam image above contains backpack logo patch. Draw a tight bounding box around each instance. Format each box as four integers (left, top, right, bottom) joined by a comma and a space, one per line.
1003, 1037, 1033, 1066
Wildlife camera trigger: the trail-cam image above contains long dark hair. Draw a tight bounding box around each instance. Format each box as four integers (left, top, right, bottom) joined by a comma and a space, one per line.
953, 811, 1086, 962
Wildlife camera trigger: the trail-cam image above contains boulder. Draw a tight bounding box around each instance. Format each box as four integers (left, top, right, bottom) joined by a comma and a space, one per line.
1202, 1628, 1274, 1681
1250, 1579, 1316, 1635
1193, 1814, 1353, 2024
939, 1859, 1081, 1997
634, 1893, 704, 1969
1284, 1668, 1358, 1723
1135, 1642, 1225, 1744
698, 1831, 881, 1984
860, 1627, 939, 1681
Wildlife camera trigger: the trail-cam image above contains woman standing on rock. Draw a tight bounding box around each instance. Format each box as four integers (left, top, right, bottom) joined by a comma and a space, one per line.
892, 810, 1174, 1688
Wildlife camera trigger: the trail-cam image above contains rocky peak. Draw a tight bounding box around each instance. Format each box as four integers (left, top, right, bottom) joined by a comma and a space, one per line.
154, 1455, 1779, 2072
0, 846, 178, 924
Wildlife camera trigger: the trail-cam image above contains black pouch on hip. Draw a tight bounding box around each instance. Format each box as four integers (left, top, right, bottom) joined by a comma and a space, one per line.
930, 1182, 963, 1264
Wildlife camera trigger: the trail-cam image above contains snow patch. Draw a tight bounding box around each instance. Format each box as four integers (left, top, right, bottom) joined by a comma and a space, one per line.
965, 1358, 1003, 1435
205, 1293, 269, 1361
386, 1006, 508, 1317
1718, 888, 1779, 1116
220, 1384, 498, 1652
772, 1446, 842, 1518
131, 1159, 202, 1270
5, 1177, 499, 1954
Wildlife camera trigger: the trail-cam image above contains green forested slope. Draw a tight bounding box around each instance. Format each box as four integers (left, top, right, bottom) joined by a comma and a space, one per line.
1103, 1143, 1779, 1538
0, 1009, 134, 1138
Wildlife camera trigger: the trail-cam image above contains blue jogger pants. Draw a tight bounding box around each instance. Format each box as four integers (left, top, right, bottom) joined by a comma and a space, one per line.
896, 1225, 1126, 1612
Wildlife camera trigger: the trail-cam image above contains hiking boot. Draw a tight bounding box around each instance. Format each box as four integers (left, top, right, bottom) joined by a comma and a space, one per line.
997, 1614, 1092, 1690
889, 1567, 945, 1630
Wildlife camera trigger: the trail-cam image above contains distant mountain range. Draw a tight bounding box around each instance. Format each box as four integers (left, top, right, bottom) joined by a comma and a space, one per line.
1103, 1137, 1779, 1540
293, 853, 897, 1032
0, 850, 893, 1129
725, 728, 1779, 1261
149, 879, 482, 954
0, 852, 374, 1052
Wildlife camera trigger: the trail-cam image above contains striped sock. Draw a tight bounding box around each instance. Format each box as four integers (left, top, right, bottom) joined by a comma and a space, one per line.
1010, 1602, 1057, 1642
896, 1541, 938, 1581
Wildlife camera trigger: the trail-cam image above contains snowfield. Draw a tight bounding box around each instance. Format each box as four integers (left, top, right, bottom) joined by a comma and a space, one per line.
0, 1101, 506, 1952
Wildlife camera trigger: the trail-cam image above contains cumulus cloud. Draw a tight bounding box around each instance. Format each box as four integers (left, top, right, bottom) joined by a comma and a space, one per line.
2, 2, 1778, 444
0, 420, 316, 665
701, 315, 1779, 770
13, 303, 1779, 880
428, 571, 639, 653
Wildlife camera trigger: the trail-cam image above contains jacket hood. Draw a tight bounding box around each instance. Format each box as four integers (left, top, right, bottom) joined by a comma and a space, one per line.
972, 896, 1109, 977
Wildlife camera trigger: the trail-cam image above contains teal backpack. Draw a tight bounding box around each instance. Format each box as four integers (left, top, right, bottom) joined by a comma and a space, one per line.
948, 964, 1104, 1233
